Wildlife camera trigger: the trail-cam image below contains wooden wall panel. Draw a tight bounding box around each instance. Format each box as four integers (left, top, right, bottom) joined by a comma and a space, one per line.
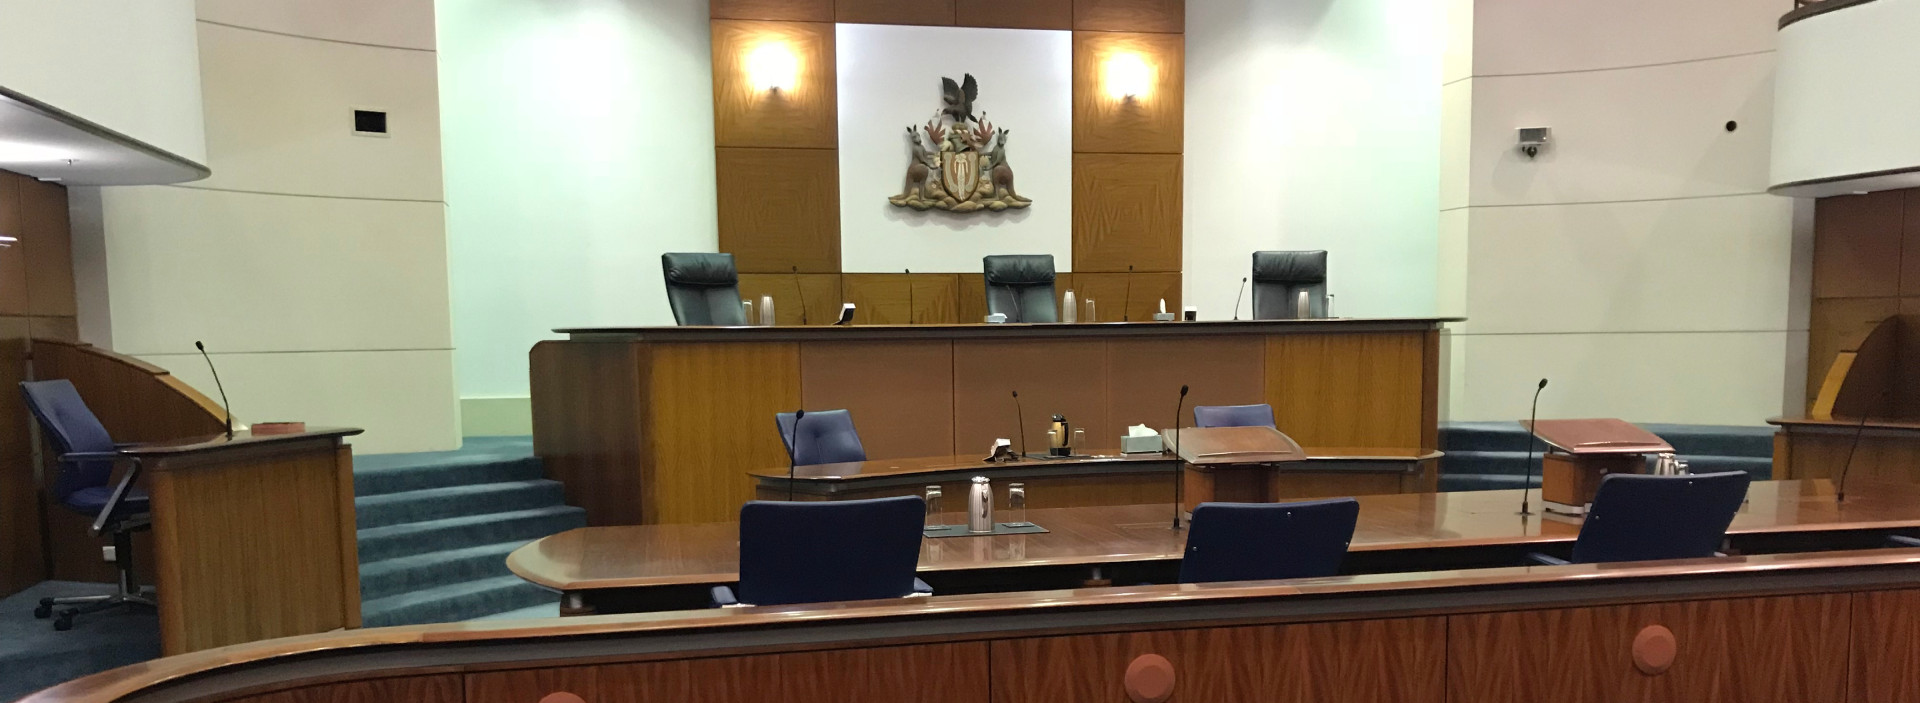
1448, 594, 1850, 703
843, 273, 961, 325
20, 178, 75, 316
717, 147, 842, 274
957, 273, 1079, 323
957, 0, 1072, 29
1853, 589, 1920, 703
0, 173, 27, 315
0, 318, 37, 596
530, 341, 647, 526
711, 20, 836, 149
711, 0, 832, 22
1072, 32, 1184, 155
646, 342, 800, 524
1072, 153, 1182, 273
1106, 337, 1263, 451
837, 0, 955, 26
1069, 271, 1179, 322
801, 340, 956, 459
1074, 0, 1185, 33
991, 618, 1444, 703
953, 339, 1110, 457
1902, 190, 1920, 297
249, 675, 462, 703
467, 667, 597, 703
1808, 297, 1899, 404
593, 644, 987, 703
1265, 331, 1427, 448
1774, 430, 1920, 484
1813, 190, 1903, 299
738, 273, 844, 326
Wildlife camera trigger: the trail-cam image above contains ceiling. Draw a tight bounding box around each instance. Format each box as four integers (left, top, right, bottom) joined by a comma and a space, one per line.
0, 88, 207, 186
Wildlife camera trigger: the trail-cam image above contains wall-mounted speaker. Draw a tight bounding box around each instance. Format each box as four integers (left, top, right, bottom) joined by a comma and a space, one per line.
352, 109, 389, 137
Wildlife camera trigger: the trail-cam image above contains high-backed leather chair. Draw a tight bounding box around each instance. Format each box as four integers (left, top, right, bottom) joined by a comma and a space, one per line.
1179, 498, 1360, 583
1528, 472, 1750, 565
983, 254, 1059, 323
711, 496, 931, 607
1193, 404, 1276, 429
661, 253, 747, 326
1251, 250, 1328, 320
775, 409, 868, 466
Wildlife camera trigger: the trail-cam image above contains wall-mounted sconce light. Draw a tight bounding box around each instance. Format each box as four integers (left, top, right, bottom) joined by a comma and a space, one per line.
745, 42, 799, 94
1104, 53, 1153, 101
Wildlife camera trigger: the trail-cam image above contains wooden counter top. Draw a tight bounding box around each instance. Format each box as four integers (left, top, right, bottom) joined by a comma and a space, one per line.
556, 316, 1460, 342
749, 448, 1442, 482
508, 479, 1920, 592
122, 427, 362, 459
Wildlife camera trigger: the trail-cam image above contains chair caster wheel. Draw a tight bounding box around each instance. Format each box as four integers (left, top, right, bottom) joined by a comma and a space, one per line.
34, 603, 53, 619
53, 612, 75, 631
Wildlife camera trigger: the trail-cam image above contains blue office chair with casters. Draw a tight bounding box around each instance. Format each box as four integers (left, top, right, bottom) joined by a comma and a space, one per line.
712, 496, 932, 607
1527, 471, 1751, 565
1192, 404, 1276, 429
1179, 498, 1360, 584
775, 409, 868, 465
20, 380, 157, 630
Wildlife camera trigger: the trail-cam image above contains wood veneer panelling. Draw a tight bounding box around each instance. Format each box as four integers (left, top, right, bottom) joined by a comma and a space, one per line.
646, 342, 800, 524
836, 0, 955, 26
842, 273, 961, 325
530, 340, 647, 526
247, 675, 462, 703
1072, 32, 1184, 155
1069, 272, 1179, 322
738, 273, 844, 326
1105, 337, 1263, 451
1774, 430, 1920, 484
0, 318, 37, 596
1902, 190, 1920, 297
711, 20, 836, 149
952, 339, 1111, 457
590, 644, 987, 703
801, 340, 957, 459
1813, 190, 1903, 299
991, 617, 1444, 703
957, 0, 1072, 29
1448, 594, 1850, 703
711, 0, 832, 22
1072, 153, 1182, 273
1807, 297, 1900, 408
1074, 0, 1184, 33
716, 147, 842, 274
19, 178, 74, 316
467, 667, 597, 703
1264, 331, 1426, 448
0, 172, 27, 315
1852, 589, 1920, 703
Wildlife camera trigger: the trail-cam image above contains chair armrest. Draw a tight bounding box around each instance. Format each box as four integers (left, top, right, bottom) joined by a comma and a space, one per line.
90, 460, 144, 537
58, 450, 125, 463
909, 578, 933, 597
1525, 552, 1571, 566
709, 585, 743, 608
1889, 535, 1920, 548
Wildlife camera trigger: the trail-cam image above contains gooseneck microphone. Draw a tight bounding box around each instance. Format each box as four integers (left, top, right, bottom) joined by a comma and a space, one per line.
1122, 265, 1135, 322
905, 269, 915, 325
1835, 390, 1888, 504
1172, 384, 1190, 529
1011, 390, 1028, 461
791, 266, 809, 325
195, 341, 234, 438
782, 409, 807, 501
1518, 378, 1548, 516
1232, 277, 1249, 321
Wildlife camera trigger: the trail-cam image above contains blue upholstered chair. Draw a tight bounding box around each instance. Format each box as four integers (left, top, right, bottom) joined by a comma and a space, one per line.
1179, 498, 1360, 584
711, 496, 932, 607
1192, 404, 1277, 429
20, 380, 157, 630
983, 254, 1059, 323
775, 409, 868, 465
1528, 471, 1751, 565
661, 252, 747, 326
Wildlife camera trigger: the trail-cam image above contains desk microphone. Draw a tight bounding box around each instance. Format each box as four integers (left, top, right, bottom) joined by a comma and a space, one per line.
1835, 390, 1889, 504
194, 341, 234, 438
790, 266, 809, 325
1011, 390, 1028, 461
782, 409, 807, 501
1172, 384, 1190, 529
1122, 265, 1135, 322
1518, 378, 1548, 516
1232, 277, 1249, 321
905, 269, 915, 325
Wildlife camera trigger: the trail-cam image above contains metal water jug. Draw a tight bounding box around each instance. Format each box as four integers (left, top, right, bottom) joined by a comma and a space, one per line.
968, 476, 993, 533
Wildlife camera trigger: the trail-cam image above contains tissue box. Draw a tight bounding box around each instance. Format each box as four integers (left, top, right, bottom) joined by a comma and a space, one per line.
1121, 434, 1166, 454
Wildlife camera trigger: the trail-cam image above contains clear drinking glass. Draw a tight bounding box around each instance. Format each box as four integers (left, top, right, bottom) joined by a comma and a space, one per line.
1007, 482, 1028, 527
1084, 298, 1097, 323
741, 300, 754, 325
760, 295, 776, 326
925, 485, 944, 528
1071, 428, 1086, 456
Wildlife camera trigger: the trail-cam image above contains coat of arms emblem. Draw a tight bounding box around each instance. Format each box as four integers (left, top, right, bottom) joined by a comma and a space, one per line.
888, 73, 1032, 213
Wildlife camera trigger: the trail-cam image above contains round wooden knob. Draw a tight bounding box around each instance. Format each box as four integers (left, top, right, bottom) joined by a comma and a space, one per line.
1125, 653, 1176, 703
1633, 625, 1677, 675
539, 693, 585, 703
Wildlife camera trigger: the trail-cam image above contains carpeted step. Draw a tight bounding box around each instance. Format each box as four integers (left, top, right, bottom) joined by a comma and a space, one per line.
355, 479, 567, 530
361, 574, 556, 628
356, 505, 586, 564
353, 455, 545, 498
359, 539, 531, 602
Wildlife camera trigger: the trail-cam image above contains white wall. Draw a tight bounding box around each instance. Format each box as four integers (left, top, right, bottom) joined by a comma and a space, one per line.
1442, 0, 1805, 425
0, 0, 207, 163
837, 24, 1073, 274
437, 0, 718, 421
80, 0, 459, 453
1184, 0, 1445, 321
1771, 0, 1920, 195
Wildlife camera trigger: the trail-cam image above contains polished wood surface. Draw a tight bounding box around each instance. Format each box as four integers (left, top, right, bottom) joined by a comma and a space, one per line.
1070, 272, 1182, 322
710, 20, 836, 150
957, 0, 1071, 29
533, 319, 1456, 525
507, 479, 1919, 593
1523, 418, 1675, 454
1165, 426, 1306, 464
1075, 0, 1184, 33
1771, 418, 1920, 484
737, 273, 843, 327
243, 675, 463, 703
836, 0, 955, 25
1072, 33, 1184, 156
1853, 588, 1920, 703
715, 146, 841, 275
1072, 153, 1183, 273
710, 0, 832, 22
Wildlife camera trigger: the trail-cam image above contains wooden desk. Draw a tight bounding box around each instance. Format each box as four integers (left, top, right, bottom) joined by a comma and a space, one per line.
530, 317, 1455, 525
127, 428, 363, 654
1772, 415, 1920, 485
508, 479, 1920, 614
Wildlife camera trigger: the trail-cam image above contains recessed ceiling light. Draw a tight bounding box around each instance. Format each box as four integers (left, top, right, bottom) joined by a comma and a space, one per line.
0, 141, 70, 162
35, 176, 60, 182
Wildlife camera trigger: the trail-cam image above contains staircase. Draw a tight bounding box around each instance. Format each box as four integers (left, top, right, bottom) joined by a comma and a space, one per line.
353, 437, 585, 627
1437, 422, 1776, 492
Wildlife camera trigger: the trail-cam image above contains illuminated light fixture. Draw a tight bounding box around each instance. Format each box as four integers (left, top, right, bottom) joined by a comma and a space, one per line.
0, 236, 15, 248
745, 42, 799, 94
0, 140, 71, 163
1104, 53, 1153, 101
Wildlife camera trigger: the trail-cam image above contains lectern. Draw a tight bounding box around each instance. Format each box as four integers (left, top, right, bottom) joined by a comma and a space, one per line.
1162, 426, 1307, 511
1523, 419, 1672, 515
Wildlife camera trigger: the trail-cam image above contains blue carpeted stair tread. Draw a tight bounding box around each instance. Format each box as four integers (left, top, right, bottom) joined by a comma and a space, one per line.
356, 505, 585, 564
355, 479, 567, 529
360, 575, 556, 628
354, 455, 544, 498
359, 539, 534, 602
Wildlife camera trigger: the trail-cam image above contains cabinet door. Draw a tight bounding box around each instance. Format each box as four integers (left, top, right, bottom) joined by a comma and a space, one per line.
466, 643, 988, 703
